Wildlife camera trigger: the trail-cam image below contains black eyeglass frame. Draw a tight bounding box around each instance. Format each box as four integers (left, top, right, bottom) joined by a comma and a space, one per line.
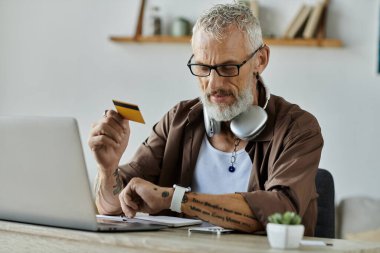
187, 44, 265, 77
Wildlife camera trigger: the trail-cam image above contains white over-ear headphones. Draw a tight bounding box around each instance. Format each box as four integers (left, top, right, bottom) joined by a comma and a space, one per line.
203, 83, 270, 141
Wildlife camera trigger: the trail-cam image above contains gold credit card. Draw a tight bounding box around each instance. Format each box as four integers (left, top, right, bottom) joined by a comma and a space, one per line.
112, 100, 145, 124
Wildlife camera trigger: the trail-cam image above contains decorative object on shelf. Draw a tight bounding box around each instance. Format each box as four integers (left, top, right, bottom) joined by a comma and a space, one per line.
150, 6, 162, 35
171, 17, 191, 37
266, 212, 304, 249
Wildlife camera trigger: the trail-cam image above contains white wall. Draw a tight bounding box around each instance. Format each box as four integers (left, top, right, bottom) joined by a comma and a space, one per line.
0, 0, 379, 202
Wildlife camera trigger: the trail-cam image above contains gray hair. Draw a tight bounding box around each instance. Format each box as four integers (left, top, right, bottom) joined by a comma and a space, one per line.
192, 3, 263, 51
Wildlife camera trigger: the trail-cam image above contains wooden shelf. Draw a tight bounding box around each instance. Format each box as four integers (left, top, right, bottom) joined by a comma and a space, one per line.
112, 0, 343, 48
264, 38, 343, 47
110, 35, 192, 43
109, 35, 343, 47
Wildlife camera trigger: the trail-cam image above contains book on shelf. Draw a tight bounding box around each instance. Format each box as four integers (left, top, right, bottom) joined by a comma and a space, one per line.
316, 0, 330, 39
283, 4, 313, 39
303, 2, 326, 39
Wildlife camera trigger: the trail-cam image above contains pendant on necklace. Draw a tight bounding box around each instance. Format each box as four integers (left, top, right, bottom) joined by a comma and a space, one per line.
229, 138, 241, 173
228, 165, 236, 173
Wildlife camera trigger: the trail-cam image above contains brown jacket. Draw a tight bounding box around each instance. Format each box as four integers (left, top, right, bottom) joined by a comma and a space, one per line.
119, 90, 323, 236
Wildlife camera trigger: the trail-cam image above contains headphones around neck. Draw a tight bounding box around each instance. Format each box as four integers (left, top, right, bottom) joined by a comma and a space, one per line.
203, 83, 270, 141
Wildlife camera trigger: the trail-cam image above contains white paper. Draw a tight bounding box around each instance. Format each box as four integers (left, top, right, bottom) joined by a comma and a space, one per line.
300, 240, 332, 246
96, 214, 202, 227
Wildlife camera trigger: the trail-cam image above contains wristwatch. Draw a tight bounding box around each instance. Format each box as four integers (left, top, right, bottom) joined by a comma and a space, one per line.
170, 184, 191, 213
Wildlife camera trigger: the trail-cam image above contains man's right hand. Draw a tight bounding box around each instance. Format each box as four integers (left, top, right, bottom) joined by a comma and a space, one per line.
88, 110, 130, 175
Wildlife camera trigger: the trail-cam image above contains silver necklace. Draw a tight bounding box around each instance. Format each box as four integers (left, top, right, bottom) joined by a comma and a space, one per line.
228, 138, 241, 173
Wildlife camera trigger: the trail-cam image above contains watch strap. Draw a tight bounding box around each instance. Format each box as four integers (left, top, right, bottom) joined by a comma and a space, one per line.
170, 184, 191, 213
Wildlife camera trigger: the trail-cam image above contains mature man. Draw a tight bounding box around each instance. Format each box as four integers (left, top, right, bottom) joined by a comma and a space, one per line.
88, 4, 323, 235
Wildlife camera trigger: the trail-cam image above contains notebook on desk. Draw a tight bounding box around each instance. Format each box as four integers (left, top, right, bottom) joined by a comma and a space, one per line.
0, 116, 166, 232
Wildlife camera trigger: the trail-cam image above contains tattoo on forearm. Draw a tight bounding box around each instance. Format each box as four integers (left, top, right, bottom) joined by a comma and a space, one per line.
190, 206, 202, 212
204, 201, 222, 210
187, 195, 256, 228
211, 213, 225, 221
226, 216, 241, 225
192, 198, 204, 204
243, 214, 256, 220
112, 168, 123, 195
162, 191, 169, 198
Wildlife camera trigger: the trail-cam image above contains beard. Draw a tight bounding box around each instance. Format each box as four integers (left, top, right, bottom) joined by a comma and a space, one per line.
200, 81, 254, 122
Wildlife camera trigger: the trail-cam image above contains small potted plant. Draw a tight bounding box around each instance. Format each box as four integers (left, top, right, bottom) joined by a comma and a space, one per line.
266, 211, 305, 249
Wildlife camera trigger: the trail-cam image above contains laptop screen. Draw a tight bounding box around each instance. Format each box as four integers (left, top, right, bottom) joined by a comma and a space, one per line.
0, 116, 100, 231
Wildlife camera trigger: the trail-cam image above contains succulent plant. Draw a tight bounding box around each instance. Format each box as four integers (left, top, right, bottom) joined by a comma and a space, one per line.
268, 211, 302, 225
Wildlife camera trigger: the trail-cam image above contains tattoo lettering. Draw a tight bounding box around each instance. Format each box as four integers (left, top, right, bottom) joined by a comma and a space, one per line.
162, 191, 169, 198
190, 206, 202, 212
187, 194, 255, 228
192, 198, 204, 204
243, 214, 256, 220
204, 201, 222, 210
112, 168, 123, 195
226, 216, 241, 225
211, 213, 225, 221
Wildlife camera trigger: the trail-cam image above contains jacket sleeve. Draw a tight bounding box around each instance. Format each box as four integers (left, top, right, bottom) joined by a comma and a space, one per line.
241, 116, 323, 229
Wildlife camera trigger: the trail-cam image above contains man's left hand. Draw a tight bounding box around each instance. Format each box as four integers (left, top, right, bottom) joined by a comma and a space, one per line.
119, 177, 174, 218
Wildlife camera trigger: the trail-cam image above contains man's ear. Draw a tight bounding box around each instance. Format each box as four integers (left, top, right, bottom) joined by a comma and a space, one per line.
256, 45, 270, 74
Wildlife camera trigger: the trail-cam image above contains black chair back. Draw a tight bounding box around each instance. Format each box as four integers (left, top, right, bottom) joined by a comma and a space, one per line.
315, 168, 335, 238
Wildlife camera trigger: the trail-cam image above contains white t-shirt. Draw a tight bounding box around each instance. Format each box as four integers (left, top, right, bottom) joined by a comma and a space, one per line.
191, 135, 253, 194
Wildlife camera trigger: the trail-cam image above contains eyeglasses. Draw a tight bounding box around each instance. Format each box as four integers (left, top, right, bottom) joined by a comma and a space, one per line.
187, 45, 264, 77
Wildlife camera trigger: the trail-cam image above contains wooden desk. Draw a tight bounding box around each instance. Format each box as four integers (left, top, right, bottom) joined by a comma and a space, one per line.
1, 220, 380, 253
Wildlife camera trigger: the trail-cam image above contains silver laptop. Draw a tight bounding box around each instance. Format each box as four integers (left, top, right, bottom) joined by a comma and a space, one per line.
0, 116, 166, 232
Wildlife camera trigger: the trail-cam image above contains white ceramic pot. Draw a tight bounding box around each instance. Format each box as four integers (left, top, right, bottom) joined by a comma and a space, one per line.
171, 18, 191, 37
266, 223, 305, 249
